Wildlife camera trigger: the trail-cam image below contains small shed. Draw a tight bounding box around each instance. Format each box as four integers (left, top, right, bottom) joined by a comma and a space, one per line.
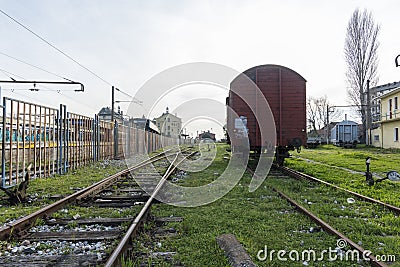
330, 119, 359, 147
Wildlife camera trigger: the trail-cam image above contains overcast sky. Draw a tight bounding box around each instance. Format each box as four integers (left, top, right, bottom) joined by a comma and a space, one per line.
0, 0, 399, 139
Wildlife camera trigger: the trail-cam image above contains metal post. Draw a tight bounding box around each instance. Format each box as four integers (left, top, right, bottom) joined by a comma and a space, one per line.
64, 106, 68, 173
113, 120, 118, 159
93, 114, 97, 161
1, 97, 6, 187
366, 80, 371, 146
365, 157, 374, 185
58, 104, 63, 174
326, 105, 329, 144
127, 125, 131, 158
111, 86, 115, 124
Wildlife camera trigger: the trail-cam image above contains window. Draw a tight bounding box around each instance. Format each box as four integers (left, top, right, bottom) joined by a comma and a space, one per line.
374, 135, 379, 141
395, 97, 398, 110
395, 128, 399, 142
167, 118, 170, 122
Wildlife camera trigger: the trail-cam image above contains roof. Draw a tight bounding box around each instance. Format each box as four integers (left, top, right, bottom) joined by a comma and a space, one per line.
131, 118, 160, 134
98, 107, 112, 115
98, 107, 122, 117
334, 120, 359, 126
155, 112, 181, 121
234, 64, 307, 83
370, 81, 400, 93
378, 87, 400, 99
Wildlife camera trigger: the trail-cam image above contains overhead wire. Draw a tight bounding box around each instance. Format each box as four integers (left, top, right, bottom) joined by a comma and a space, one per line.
0, 51, 75, 82
0, 8, 140, 108
0, 8, 112, 86
0, 67, 25, 80
0, 67, 99, 110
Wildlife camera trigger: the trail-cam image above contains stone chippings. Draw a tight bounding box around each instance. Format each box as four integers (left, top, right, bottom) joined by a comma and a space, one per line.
1, 239, 112, 261
30, 223, 122, 233
1, 223, 122, 260
0, 156, 148, 263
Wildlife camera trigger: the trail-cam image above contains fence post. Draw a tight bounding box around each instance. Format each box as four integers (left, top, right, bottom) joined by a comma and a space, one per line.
113, 120, 118, 159
58, 104, 68, 174
1, 97, 6, 187
127, 125, 131, 158
64, 106, 69, 173
58, 104, 63, 174
93, 115, 97, 161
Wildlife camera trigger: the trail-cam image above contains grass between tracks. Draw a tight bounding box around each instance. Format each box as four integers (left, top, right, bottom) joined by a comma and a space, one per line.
287, 144, 400, 208
150, 143, 397, 267
0, 160, 128, 225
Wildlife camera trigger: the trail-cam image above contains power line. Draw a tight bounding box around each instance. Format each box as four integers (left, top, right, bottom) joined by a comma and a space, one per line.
0, 51, 74, 82
0, 8, 112, 86
0, 67, 25, 80
0, 8, 141, 108
0, 68, 98, 111
115, 87, 134, 99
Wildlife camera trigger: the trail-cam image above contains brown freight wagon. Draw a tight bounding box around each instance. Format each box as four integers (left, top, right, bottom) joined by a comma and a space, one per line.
227, 64, 307, 165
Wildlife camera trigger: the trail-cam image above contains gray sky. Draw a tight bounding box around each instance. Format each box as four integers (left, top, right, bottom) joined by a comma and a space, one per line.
0, 0, 399, 139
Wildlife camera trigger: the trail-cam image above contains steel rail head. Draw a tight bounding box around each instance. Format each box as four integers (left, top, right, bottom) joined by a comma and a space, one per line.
278, 165, 400, 214
0, 149, 172, 240
104, 150, 197, 267
75, 148, 175, 202
247, 165, 390, 267
274, 188, 389, 267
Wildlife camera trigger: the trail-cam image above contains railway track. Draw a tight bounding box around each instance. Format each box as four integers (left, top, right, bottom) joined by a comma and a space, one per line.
247, 164, 399, 267
278, 165, 400, 214
0, 147, 196, 266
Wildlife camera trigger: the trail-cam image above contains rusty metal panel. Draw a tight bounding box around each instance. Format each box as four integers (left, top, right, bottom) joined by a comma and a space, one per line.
229, 64, 307, 150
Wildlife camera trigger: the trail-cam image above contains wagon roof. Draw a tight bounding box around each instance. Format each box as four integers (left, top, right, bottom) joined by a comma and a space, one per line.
232, 64, 307, 83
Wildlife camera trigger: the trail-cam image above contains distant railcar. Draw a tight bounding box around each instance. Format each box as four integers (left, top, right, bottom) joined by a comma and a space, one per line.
227, 64, 307, 165
330, 120, 359, 148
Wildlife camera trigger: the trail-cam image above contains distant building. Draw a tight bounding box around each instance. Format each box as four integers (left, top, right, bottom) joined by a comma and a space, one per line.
315, 122, 339, 144
370, 81, 400, 123
130, 116, 160, 134
98, 106, 123, 124
371, 87, 400, 148
198, 130, 216, 141
154, 107, 182, 138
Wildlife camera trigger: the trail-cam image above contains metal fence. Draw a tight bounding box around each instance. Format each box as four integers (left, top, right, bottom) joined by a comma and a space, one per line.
1, 97, 184, 188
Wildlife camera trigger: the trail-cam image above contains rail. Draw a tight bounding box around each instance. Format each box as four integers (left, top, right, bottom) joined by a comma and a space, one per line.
105, 150, 197, 266
247, 166, 389, 267
278, 165, 400, 214
0, 149, 173, 240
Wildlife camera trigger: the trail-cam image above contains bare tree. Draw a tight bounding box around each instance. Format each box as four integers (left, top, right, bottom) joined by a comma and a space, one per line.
344, 8, 380, 143
307, 96, 341, 137
307, 97, 318, 133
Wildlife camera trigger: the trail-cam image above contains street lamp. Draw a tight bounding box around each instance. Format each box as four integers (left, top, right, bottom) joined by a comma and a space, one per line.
396, 54, 400, 67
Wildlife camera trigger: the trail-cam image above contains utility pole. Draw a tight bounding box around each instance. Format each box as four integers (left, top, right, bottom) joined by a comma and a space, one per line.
366, 80, 371, 145
326, 105, 329, 144
111, 86, 115, 124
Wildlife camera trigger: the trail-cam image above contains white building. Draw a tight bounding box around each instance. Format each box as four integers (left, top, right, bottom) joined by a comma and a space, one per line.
154, 107, 182, 138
